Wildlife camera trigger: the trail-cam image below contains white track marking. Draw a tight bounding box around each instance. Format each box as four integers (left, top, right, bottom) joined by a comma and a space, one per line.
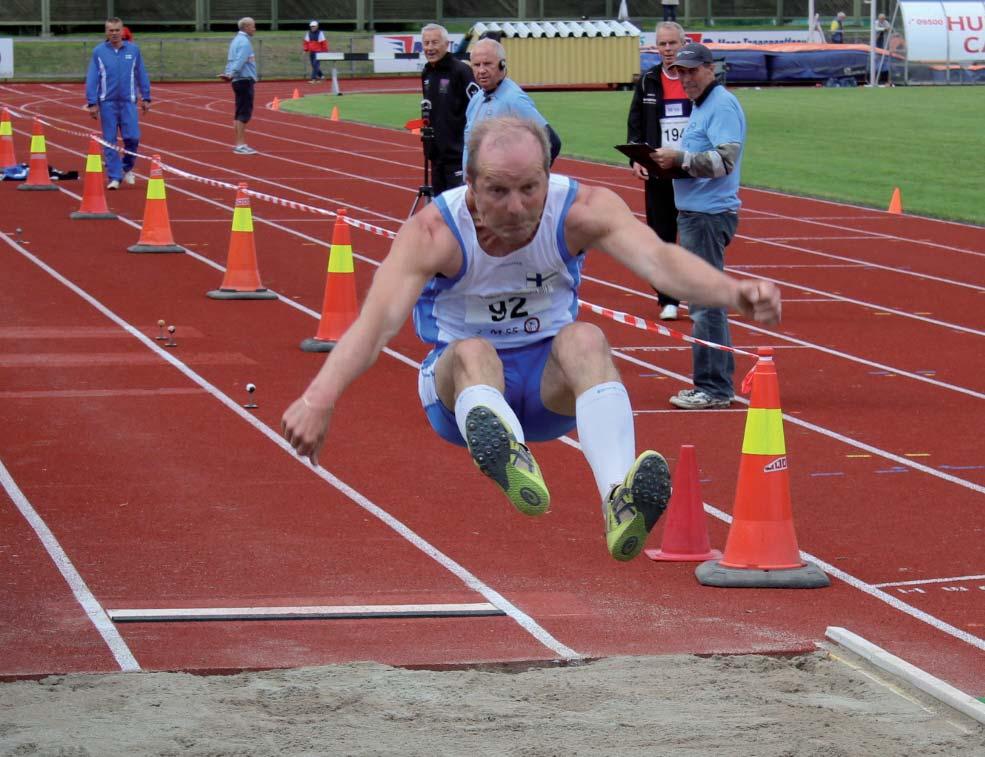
873, 574, 985, 588
0, 458, 141, 671
1, 230, 579, 661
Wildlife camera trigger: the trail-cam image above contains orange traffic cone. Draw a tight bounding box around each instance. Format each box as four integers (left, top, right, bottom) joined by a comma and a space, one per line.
207, 183, 277, 300
70, 137, 117, 220
888, 187, 902, 214
128, 155, 182, 253
645, 445, 722, 562
271, 96, 281, 111
0, 108, 17, 168
330, 106, 340, 122
301, 209, 359, 352
17, 118, 58, 191
695, 348, 829, 588
292, 88, 302, 99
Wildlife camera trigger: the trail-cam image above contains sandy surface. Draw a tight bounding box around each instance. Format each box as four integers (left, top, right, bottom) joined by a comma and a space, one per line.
1, 652, 983, 756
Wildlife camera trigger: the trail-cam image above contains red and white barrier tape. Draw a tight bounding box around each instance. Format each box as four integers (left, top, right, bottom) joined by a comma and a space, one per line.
578, 300, 758, 359
5, 107, 764, 390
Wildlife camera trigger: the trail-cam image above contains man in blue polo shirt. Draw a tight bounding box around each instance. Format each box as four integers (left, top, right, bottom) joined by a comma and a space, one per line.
461, 37, 561, 172
653, 43, 747, 410
85, 17, 151, 190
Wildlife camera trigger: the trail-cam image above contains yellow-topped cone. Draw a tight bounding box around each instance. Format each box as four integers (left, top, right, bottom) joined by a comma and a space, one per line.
696, 348, 829, 589
207, 183, 277, 300
128, 155, 182, 253
71, 137, 117, 219
0, 108, 17, 169
301, 209, 359, 352
17, 118, 57, 191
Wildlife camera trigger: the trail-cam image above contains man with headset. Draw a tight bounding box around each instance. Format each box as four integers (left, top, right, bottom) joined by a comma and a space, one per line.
461, 37, 561, 172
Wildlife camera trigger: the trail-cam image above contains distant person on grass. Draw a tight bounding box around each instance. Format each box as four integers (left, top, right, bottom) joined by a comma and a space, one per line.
652, 43, 747, 411
830, 11, 847, 44
219, 17, 258, 155
627, 21, 692, 322
281, 117, 780, 562
85, 17, 151, 190
303, 20, 328, 83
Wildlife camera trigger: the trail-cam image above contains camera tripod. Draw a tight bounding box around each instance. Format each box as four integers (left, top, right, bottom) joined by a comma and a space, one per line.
407, 126, 435, 218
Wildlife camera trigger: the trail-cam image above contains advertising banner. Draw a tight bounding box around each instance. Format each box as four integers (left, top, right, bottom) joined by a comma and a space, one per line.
900, 0, 985, 62
372, 34, 466, 73
640, 30, 809, 46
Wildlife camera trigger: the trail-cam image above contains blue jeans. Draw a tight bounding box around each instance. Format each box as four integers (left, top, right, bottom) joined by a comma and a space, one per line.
678, 210, 738, 399
309, 52, 323, 80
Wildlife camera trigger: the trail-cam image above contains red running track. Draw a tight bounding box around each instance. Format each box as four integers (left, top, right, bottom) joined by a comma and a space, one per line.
0, 81, 982, 693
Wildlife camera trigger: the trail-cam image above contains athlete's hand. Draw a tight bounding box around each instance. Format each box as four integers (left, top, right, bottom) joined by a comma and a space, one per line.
281, 396, 333, 466
87, 105, 98, 120
735, 280, 781, 325
631, 162, 649, 181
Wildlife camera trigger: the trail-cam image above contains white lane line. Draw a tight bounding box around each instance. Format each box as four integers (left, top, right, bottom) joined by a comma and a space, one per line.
736, 234, 985, 294
744, 185, 985, 233
0, 458, 140, 672
872, 574, 985, 588
8, 195, 984, 664
612, 348, 985, 495
585, 275, 985, 401
22, 84, 985, 276
1, 230, 579, 661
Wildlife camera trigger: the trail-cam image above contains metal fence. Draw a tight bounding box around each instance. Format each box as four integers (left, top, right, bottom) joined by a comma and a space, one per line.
2, 0, 883, 33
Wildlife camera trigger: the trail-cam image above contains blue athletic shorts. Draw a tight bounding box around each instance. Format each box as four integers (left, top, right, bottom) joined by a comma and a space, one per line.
418, 338, 577, 447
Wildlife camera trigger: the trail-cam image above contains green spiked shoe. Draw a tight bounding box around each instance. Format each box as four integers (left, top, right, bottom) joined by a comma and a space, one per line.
465, 406, 550, 516
604, 450, 671, 561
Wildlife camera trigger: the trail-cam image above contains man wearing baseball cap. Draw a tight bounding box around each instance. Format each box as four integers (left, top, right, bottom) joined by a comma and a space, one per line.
652, 43, 748, 410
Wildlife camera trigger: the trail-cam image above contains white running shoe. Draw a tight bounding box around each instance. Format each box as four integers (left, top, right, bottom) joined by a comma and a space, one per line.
659, 304, 679, 321
106, 179, 120, 190
233, 144, 258, 155
123, 171, 136, 185
669, 388, 732, 410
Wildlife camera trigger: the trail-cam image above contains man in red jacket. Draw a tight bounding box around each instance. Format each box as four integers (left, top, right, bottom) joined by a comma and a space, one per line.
303, 21, 328, 83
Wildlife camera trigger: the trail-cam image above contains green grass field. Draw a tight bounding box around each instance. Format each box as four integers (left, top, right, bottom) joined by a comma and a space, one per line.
285, 87, 983, 225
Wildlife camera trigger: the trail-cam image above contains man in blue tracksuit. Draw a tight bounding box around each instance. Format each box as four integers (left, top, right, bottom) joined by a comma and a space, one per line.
85, 17, 151, 190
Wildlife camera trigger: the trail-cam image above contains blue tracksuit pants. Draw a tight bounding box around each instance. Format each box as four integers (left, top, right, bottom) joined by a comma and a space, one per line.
98, 100, 140, 180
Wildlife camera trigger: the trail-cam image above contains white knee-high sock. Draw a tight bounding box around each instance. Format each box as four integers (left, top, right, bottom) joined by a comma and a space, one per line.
576, 382, 635, 502
455, 384, 525, 444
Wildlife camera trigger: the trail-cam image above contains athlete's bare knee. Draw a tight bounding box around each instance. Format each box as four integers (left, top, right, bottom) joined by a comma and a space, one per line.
447, 338, 504, 391
550, 323, 618, 387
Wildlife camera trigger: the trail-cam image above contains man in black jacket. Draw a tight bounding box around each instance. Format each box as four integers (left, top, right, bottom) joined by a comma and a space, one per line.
626, 22, 691, 321
420, 24, 475, 195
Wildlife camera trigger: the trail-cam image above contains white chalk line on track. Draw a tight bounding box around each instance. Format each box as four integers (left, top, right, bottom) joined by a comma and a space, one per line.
0, 458, 141, 672
7, 92, 985, 398
0, 229, 579, 665
873, 574, 985, 588
25, 123, 985, 405
12, 179, 985, 663
26, 84, 985, 274
584, 274, 985, 401
4, 93, 984, 661
13, 85, 985, 276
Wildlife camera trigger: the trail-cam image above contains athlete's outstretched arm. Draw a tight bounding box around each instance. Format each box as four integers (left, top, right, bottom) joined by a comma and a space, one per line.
281, 207, 459, 464
567, 185, 781, 324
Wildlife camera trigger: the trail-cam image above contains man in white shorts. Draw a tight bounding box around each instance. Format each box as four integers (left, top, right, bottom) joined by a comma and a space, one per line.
282, 117, 781, 562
